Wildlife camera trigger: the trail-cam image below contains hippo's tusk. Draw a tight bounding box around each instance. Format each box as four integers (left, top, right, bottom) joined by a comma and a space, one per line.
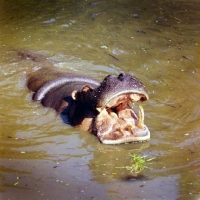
137, 105, 144, 129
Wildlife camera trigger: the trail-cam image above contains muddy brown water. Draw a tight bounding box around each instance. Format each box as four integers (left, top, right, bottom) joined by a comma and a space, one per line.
0, 0, 200, 199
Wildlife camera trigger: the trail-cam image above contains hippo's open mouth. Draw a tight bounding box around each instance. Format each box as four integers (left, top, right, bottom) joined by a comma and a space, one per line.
94, 93, 150, 144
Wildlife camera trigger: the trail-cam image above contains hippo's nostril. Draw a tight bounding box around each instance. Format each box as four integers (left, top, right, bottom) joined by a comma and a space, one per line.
118, 73, 125, 81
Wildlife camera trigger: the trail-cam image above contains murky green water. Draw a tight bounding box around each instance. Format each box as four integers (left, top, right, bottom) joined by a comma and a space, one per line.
0, 0, 200, 199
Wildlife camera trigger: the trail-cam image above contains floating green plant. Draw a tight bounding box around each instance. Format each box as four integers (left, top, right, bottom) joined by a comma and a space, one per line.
116, 153, 155, 174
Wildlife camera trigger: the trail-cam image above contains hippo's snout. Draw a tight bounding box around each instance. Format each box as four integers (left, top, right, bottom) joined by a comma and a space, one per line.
92, 73, 150, 144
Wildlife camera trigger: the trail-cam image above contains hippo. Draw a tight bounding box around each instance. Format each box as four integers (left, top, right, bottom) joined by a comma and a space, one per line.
19, 51, 150, 144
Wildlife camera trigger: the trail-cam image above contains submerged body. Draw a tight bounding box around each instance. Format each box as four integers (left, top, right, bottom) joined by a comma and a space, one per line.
20, 51, 150, 144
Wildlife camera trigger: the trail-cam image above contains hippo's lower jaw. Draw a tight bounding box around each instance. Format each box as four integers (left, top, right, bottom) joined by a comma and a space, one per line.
98, 125, 150, 145
94, 93, 150, 144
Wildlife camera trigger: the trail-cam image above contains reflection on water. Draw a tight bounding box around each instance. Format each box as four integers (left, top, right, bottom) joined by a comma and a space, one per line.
0, 0, 200, 199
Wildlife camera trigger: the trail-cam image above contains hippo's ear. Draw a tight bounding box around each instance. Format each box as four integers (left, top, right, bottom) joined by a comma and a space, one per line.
71, 85, 93, 100
71, 90, 78, 100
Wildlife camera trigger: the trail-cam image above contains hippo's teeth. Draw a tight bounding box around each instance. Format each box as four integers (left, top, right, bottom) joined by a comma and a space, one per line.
96, 107, 103, 113
138, 105, 144, 128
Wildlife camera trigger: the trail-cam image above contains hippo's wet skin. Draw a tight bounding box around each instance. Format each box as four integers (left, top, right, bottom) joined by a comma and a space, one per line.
20, 51, 150, 144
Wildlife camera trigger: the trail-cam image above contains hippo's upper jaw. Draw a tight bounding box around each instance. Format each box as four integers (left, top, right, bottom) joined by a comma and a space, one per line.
92, 73, 150, 144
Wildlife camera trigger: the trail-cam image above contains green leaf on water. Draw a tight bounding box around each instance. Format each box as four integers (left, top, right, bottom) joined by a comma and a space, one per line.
115, 153, 155, 174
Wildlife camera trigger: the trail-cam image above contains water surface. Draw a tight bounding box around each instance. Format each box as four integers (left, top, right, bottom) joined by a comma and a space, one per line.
0, 0, 200, 199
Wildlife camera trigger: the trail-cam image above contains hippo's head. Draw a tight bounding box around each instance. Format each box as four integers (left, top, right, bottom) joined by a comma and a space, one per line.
91, 73, 150, 144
